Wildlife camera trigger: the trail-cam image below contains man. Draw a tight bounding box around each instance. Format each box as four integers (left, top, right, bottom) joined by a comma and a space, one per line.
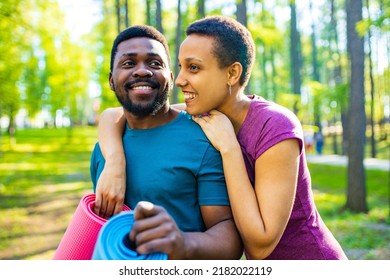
90, 25, 242, 260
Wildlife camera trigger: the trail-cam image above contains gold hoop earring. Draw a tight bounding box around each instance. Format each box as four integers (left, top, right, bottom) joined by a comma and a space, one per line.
228, 84, 232, 96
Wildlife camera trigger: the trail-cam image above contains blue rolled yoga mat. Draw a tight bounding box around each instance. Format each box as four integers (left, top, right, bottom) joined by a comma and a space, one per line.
92, 211, 168, 260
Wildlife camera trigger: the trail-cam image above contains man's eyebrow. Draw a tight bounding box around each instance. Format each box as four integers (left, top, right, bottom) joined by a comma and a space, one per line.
120, 52, 163, 58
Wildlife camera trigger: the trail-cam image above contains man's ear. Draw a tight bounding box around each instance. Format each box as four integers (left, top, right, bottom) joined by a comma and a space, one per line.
169, 71, 174, 90
227, 62, 242, 86
109, 73, 114, 91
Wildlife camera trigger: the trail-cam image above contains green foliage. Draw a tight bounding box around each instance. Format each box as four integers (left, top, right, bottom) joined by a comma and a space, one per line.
0, 0, 97, 129
357, 1, 390, 35
0, 0, 27, 121
0, 0, 388, 165
275, 92, 301, 112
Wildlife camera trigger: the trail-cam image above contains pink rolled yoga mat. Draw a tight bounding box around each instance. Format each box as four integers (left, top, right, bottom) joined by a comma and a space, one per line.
53, 193, 130, 260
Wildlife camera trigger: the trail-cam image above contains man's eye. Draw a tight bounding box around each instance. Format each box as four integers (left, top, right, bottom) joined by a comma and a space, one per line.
123, 61, 135, 66
150, 60, 163, 67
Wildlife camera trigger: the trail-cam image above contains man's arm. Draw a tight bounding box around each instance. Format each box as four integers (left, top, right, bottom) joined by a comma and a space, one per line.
129, 202, 243, 260
183, 205, 243, 259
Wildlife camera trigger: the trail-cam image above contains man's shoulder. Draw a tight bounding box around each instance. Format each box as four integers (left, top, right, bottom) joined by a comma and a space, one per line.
176, 112, 210, 137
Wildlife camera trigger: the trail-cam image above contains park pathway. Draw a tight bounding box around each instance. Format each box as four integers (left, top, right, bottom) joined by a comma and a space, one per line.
306, 154, 389, 171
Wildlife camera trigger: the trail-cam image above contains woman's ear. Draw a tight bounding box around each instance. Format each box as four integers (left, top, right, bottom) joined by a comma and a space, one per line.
227, 62, 242, 85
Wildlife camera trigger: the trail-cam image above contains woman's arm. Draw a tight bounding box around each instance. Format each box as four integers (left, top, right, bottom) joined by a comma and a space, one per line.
193, 110, 299, 259
94, 107, 127, 218
221, 138, 299, 259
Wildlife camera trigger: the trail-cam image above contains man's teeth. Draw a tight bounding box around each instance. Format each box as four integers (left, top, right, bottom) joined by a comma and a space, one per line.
133, 86, 152, 90
184, 93, 195, 100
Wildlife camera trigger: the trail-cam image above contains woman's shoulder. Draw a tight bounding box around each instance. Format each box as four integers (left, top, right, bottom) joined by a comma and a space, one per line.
239, 96, 304, 156
239, 95, 303, 144
248, 95, 300, 125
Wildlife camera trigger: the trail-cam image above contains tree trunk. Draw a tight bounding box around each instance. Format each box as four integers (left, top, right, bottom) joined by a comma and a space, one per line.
309, 0, 319, 82
236, 0, 250, 94
125, 0, 129, 28
309, 0, 321, 131
345, 0, 368, 213
290, 0, 302, 114
365, 0, 376, 158
236, 0, 247, 27
146, 0, 151, 25
197, 0, 205, 18
341, 112, 348, 155
156, 0, 163, 34
7, 112, 15, 137
259, 4, 268, 99
172, 0, 182, 104
329, 0, 345, 155
116, 0, 121, 33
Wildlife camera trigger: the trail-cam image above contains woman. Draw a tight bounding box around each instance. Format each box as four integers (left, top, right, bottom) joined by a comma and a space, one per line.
95, 16, 347, 260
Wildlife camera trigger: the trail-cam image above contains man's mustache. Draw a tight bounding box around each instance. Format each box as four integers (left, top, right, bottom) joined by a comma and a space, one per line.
124, 79, 160, 90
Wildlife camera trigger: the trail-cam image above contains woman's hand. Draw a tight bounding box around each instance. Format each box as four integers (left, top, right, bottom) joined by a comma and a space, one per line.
192, 109, 239, 154
94, 159, 126, 219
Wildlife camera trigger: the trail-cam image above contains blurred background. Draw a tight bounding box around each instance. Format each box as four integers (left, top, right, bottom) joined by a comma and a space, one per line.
0, 0, 389, 260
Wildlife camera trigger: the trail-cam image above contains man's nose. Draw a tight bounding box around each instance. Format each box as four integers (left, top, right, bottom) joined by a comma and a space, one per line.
133, 64, 153, 77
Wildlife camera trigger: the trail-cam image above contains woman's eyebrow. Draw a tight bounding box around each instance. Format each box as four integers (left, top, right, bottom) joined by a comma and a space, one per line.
183, 57, 203, 63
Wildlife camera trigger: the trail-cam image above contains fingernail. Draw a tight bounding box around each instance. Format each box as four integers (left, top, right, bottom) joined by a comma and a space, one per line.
138, 201, 154, 210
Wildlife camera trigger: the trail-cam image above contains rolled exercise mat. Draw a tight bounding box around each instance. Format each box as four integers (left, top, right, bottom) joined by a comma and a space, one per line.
92, 211, 168, 260
53, 193, 130, 260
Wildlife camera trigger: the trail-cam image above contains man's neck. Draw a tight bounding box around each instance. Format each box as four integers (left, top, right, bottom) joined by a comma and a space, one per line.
124, 105, 180, 130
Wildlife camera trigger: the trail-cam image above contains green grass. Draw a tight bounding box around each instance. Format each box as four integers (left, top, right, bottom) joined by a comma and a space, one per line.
0, 127, 389, 260
308, 164, 390, 259
0, 126, 98, 259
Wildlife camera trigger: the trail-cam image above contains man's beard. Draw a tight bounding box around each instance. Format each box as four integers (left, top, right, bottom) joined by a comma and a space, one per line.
115, 80, 171, 118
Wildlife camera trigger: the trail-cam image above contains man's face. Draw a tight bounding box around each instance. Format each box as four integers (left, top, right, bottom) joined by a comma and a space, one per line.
110, 37, 173, 117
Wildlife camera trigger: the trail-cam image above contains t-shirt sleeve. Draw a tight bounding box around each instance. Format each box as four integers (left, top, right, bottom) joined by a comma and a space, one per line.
90, 142, 105, 192
196, 145, 230, 206
254, 105, 304, 160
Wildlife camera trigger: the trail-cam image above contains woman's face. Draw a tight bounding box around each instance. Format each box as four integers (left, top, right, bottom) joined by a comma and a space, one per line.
176, 34, 230, 116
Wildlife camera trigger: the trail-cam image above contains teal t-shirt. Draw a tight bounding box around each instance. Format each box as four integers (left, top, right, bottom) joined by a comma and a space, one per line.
90, 111, 229, 232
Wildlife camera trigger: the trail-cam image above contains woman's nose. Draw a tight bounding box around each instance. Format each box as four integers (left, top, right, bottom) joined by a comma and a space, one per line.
175, 70, 187, 87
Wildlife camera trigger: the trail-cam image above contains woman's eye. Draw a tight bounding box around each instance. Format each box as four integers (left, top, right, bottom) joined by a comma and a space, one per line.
190, 64, 199, 71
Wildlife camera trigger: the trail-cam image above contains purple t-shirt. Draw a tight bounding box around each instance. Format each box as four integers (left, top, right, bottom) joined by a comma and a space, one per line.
237, 95, 347, 260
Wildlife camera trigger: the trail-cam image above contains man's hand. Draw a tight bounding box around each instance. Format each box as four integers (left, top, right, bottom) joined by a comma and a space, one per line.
129, 201, 187, 260
94, 162, 126, 219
